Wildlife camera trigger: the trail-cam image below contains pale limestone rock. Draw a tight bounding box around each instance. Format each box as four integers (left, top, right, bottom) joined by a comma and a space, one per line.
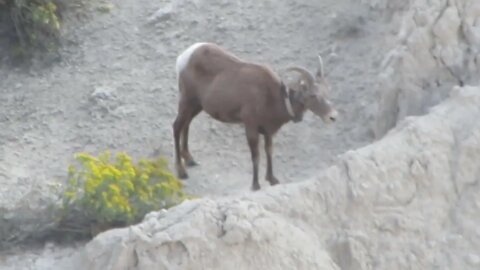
80, 199, 340, 270
4, 1, 480, 268
74, 85, 480, 270
372, 0, 480, 138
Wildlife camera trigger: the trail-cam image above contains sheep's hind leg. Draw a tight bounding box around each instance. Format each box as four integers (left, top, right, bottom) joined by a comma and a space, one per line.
181, 107, 201, 167
173, 101, 191, 179
246, 127, 261, 191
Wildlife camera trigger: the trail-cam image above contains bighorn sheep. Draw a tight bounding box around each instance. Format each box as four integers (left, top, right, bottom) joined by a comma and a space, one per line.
173, 42, 338, 191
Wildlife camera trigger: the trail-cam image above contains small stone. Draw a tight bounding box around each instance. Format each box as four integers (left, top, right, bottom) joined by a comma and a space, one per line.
97, 3, 114, 13
91, 86, 117, 100
147, 4, 174, 24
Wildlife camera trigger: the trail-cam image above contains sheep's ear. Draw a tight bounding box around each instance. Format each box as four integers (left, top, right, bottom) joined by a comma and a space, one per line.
316, 54, 325, 79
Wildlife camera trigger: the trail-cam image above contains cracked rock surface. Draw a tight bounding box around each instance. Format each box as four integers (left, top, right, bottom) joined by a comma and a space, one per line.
59, 85, 480, 270
1, 0, 479, 269
0, 0, 385, 252
372, 0, 480, 138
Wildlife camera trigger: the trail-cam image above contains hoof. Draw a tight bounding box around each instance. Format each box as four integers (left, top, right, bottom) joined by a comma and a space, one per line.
176, 163, 188, 179
267, 176, 280, 186
186, 159, 199, 167
178, 171, 189, 179
251, 183, 261, 191
270, 180, 279, 186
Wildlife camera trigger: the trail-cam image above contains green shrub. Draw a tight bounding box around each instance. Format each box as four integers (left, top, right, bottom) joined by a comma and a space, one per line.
1, 0, 62, 58
59, 151, 190, 236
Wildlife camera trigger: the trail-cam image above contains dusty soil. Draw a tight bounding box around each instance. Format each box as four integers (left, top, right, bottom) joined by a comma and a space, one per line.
0, 0, 392, 267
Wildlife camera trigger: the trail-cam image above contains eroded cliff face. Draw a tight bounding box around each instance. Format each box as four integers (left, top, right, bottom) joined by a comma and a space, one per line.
370, 0, 480, 138
77, 84, 480, 270
61, 1, 480, 269
2, 0, 479, 269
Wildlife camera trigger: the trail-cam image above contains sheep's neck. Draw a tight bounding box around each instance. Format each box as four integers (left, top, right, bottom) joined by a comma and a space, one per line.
287, 88, 305, 123
280, 82, 303, 123
284, 89, 295, 117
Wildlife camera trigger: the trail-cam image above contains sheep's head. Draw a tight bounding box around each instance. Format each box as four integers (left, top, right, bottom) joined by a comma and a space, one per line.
285, 55, 338, 124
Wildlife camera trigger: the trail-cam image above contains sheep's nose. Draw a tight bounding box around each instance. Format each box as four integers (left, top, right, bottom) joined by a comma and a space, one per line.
329, 110, 338, 122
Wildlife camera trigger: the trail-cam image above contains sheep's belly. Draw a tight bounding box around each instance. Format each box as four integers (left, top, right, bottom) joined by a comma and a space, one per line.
205, 109, 242, 124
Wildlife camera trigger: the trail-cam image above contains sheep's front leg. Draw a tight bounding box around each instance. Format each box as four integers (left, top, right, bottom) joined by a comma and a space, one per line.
264, 134, 279, 186
246, 127, 260, 191
181, 107, 201, 167
181, 121, 198, 167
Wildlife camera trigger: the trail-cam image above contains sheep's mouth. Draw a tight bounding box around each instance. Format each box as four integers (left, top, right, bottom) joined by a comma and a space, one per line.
321, 113, 338, 124
322, 117, 335, 124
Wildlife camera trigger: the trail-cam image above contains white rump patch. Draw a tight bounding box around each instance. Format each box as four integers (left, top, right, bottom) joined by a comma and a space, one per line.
175, 42, 207, 80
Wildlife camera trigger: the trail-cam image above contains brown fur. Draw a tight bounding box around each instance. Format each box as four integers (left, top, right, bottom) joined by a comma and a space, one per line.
173, 42, 337, 191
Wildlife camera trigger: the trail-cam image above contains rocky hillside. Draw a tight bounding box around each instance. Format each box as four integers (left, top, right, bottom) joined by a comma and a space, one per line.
0, 0, 478, 269
79, 84, 480, 270
372, 0, 480, 137
0, 0, 386, 246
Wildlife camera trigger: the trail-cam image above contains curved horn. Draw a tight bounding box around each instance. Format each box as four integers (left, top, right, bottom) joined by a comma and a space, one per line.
317, 55, 325, 78
284, 66, 315, 89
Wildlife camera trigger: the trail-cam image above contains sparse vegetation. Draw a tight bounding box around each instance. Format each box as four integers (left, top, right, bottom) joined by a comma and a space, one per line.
0, 0, 106, 62
0, 0, 63, 59
0, 151, 191, 247
57, 151, 191, 237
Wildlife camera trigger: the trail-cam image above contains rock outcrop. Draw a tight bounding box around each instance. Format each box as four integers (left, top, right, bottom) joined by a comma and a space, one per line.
74, 84, 480, 270
66, 1, 480, 267
2, 0, 479, 269
370, 0, 480, 138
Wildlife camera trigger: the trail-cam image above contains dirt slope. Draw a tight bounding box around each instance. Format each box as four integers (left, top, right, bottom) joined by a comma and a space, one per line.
0, 0, 392, 267
0, 0, 387, 203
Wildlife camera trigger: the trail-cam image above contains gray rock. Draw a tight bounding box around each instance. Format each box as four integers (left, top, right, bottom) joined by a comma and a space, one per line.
147, 3, 175, 24
70, 85, 480, 270
91, 86, 117, 101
